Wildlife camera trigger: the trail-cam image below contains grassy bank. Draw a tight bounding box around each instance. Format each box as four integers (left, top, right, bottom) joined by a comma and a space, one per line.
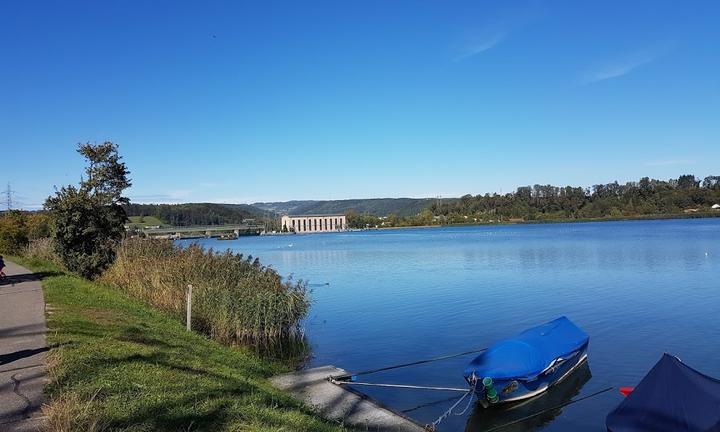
102, 239, 310, 349
11, 256, 345, 432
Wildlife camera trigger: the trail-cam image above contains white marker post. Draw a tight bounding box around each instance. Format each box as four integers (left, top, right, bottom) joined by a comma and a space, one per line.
186, 284, 193, 331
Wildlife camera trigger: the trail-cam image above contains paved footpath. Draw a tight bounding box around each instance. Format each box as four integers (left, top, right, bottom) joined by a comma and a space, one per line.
0, 260, 48, 431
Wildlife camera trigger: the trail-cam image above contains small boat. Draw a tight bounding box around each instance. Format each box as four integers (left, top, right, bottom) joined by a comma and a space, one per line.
463, 316, 589, 406
466, 359, 591, 431
606, 353, 720, 432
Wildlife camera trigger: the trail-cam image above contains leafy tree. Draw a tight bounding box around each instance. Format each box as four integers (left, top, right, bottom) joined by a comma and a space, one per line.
702, 176, 720, 190
677, 174, 699, 189
45, 142, 131, 278
429, 174, 720, 223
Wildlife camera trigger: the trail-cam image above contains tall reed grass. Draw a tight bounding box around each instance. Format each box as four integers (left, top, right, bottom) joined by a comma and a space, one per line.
102, 239, 310, 348
23, 237, 62, 265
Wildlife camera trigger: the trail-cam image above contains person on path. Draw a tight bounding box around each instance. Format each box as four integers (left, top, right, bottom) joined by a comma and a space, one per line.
0, 255, 6, 278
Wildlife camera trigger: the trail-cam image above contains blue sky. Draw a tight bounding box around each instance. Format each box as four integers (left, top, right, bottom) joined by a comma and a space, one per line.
1, 1, 719, 208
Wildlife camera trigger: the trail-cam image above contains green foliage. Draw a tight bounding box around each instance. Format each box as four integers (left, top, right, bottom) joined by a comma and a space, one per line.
14, 258, 344, 432
0, 211, 54, 254
254, 198, 435, 217
126, 215, 166, 227
124, 203, 271, 226
0, 210, 29, 253
345, 208, 442, 229
102, 238, 310, 349
343, 174, 720, 228
26, 212, 53, 239
23, 237, 61, 264
45, 142, 131, 279
432, 175, 720, 223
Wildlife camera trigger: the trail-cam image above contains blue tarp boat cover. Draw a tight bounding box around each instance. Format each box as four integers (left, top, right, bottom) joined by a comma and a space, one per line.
464, 316, 588, 380
606, 354, 720, 432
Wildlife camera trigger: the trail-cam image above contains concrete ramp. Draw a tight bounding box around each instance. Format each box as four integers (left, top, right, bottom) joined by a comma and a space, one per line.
271, 365, 425, 432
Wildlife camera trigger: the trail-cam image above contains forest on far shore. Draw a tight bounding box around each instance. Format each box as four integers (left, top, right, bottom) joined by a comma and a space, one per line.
346, 175, 720, 228
109, 175, 720, 229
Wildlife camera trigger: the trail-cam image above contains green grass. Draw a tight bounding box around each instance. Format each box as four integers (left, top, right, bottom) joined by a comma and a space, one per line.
127, 215, 166, 228
11, 256, 346, 432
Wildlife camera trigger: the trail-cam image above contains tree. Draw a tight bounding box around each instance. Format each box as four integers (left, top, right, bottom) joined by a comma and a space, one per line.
702, 176, 720, 190
677, 174, 699, 189
45, 142, 131, 278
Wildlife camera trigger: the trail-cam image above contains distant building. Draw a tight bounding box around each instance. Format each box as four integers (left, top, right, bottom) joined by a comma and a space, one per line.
281, 214, 347, 233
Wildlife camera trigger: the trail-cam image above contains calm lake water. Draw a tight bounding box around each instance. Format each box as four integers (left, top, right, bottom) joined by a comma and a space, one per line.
180, 218, 720, 431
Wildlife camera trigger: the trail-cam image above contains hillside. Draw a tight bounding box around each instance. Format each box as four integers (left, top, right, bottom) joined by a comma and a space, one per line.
124, 203, 273, 226
252, 198, 435, 217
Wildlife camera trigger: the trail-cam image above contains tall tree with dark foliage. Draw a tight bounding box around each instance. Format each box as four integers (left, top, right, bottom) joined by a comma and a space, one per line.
45, 142, 131, 278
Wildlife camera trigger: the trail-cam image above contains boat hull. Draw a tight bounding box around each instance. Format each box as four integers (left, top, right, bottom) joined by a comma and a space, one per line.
470, 343, 588, 406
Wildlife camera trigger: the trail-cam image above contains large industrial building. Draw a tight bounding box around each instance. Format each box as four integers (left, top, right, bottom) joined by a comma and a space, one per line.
281, 214, 347, 233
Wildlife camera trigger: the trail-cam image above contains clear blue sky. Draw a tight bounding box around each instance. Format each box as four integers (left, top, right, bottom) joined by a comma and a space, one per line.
1, 1, 719, 209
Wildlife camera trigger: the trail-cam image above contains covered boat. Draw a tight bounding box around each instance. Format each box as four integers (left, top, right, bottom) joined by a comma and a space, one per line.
606, 354, 720, 432
463, 316, 589, 405
466, 359, 592, 431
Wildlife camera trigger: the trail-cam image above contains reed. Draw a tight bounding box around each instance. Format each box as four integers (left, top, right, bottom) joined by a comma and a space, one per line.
23, 237, 62, 265
101, 238, 310, 348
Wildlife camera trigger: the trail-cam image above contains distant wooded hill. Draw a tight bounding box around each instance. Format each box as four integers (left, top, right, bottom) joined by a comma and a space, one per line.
124, 203, 273, 226
251, 198, 435, 217
123, 199, 434, 227
125, 174, 720, 228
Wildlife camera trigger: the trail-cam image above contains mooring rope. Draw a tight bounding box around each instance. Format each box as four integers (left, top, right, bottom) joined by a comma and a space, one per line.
402, 395, 460, 414
331, 380, 469, 392
425, 380, 477, 431
481, 386, 614, 432
332, 347, 487, 382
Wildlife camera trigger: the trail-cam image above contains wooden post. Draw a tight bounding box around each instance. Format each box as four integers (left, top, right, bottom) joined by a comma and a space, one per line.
186, 284, 193, 331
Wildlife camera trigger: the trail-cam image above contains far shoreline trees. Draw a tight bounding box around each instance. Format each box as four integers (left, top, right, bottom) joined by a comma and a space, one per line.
345, 174, 720, 228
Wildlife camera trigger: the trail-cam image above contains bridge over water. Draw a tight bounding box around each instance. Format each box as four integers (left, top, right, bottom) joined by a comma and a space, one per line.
142, 224, 265, 238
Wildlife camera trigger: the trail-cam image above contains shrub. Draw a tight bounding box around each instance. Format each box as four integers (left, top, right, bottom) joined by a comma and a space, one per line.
0, 210, 29, 254
26, 212, 53, 239
24, 237, 62, 265
102, 239, 310, 346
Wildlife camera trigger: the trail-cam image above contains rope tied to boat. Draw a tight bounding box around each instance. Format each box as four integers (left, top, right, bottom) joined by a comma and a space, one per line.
424, 380, 477, 431
331, 346, 487, 382
329, 380, 469, 392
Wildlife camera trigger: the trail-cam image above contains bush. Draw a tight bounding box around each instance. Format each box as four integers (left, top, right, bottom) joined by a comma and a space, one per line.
47, 186, 126, 279
24, 238, 62, 265
102, 239, 310, 346
0, 210, 29, 254
26, 212, 53, 239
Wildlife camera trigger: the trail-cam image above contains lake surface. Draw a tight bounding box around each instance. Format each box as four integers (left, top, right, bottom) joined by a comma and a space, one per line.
180, 218, 720, 431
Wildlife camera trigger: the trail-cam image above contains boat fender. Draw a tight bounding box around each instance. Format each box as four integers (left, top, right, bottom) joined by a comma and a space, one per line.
482, 377, 499, 403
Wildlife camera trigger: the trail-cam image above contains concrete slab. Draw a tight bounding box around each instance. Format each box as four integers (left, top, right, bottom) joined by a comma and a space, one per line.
271, 365, 426, 432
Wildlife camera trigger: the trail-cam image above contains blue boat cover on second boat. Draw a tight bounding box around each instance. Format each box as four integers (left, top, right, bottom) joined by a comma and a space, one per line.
606, 354, 720, 432
464, 316, 588, 380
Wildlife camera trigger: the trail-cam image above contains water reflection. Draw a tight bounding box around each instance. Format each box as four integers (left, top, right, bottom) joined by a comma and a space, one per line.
465, 360, 592, 432
253, 334, 311, 368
